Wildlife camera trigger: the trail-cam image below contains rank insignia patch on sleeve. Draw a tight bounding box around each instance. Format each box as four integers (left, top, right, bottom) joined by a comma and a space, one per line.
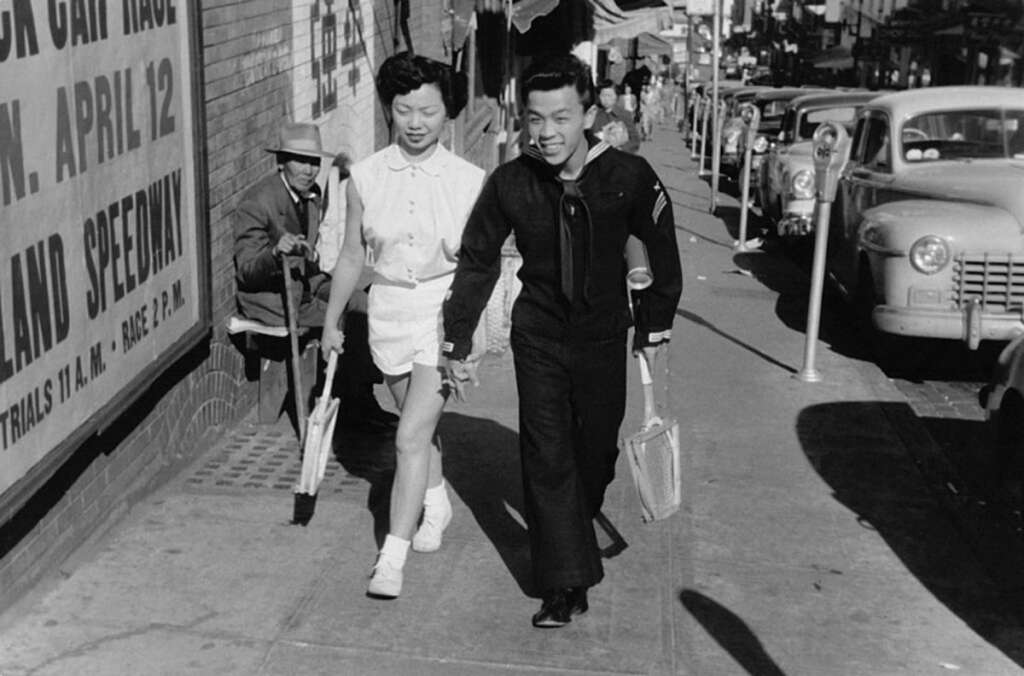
652, 184, 668, 223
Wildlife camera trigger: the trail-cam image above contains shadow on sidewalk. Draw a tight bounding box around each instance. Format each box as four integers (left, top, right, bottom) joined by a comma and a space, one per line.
797, 401, 1024, 668
680, 589, 786, 676
676, 308, 798, 375
728, 248, 875, 366
333, 426, 395, 547
438, 412, 534, 596
714, 205, 778, 254
330, 411, 538, 596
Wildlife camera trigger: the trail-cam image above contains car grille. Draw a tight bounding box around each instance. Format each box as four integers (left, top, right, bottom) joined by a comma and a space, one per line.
952, 253, 1024, 311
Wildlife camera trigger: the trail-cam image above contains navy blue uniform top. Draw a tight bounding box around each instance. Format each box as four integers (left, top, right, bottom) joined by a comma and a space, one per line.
442, 138, 682, 361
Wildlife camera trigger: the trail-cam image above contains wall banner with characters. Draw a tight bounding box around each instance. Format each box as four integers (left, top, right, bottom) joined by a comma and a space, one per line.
0, 1, 208, 505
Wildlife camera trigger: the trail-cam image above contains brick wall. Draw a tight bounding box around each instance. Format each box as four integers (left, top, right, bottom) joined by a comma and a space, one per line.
0, 0, 502, 614
0, 0, 408, 611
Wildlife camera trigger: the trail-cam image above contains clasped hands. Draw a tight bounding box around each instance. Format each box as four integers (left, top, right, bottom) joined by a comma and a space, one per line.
442, 354, 481, 402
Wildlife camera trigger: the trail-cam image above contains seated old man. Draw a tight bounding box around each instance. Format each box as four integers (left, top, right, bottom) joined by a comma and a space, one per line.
233, 121, 395, 429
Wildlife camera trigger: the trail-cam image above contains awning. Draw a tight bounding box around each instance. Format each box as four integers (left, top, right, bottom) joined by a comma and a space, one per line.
608, 32, 674, 57
812, 45, 853, 69
510, 0, 561, 33
590, 0, 673, 43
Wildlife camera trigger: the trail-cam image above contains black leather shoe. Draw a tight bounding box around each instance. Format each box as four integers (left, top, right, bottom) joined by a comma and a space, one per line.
531, 587, 589, 628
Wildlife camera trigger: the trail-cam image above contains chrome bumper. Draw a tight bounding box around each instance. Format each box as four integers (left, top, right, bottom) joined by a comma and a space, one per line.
776, 214, 814, 237
873, 301, 1024, 349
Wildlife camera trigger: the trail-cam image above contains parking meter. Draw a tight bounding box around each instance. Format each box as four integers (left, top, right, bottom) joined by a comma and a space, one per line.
697, 96, 711, 177
735, 102, 762, 251
811, 121, 849, 203
710, 99, 726, 213
798, 121, 849, 383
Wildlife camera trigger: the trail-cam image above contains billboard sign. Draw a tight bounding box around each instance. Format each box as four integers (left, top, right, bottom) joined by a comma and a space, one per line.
0, 1, 207, 502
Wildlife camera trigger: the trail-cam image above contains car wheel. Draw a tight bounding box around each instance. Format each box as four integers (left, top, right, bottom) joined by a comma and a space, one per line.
781, 235, 813, 265
853, 259, 876, 328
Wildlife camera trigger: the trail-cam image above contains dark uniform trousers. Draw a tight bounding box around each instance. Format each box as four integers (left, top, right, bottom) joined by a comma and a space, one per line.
511, 327, 627, 592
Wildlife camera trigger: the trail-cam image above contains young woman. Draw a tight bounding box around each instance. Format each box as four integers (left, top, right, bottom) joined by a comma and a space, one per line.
321, 53, 484, 599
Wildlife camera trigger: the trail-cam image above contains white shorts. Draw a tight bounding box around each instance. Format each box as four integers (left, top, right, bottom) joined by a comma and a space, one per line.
367, 274, 451, 376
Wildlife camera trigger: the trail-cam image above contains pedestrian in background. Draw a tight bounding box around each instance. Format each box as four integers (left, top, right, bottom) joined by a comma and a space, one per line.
590, 79, 641, 154
441, 54, 682, 628
620, 83, 637, 120
670, 79, 687, 133
639, 81, 658, 141
233, 122, 389, 425
320, 52, 485, 599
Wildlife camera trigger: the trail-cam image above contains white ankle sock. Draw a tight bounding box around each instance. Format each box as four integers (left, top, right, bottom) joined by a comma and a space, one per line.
423, 480, 449, 508
380, 534, 410, 565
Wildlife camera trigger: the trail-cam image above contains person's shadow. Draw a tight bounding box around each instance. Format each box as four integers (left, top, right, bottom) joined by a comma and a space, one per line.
332, 424, 396, 546
680, 589, 787, 676
437, 412, 536, 596
333, 411, 535, 595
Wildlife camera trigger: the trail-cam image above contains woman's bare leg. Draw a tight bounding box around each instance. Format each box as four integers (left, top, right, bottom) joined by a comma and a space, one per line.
384, 364, 447, 540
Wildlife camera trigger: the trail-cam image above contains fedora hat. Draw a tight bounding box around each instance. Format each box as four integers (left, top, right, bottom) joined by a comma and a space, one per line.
265, 121, 335, 159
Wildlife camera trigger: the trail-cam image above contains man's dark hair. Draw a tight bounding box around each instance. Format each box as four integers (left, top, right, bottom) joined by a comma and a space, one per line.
376, 51, 468, 118
596, 78, 621, 97
520, 54, 594, 109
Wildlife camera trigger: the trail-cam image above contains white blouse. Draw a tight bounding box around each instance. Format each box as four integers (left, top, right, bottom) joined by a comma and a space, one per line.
349, 143, 485, 286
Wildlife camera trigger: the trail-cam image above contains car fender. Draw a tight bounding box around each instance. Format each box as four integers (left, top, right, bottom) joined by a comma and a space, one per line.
858, 199, 1021, 258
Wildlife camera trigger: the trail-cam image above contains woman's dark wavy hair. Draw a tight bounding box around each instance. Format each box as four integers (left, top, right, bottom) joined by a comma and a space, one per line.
376, 52, 468, 119
520, 55, 595, 109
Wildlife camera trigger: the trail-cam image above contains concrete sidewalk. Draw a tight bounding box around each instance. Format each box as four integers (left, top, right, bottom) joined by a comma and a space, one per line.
2, 127, 1022, 675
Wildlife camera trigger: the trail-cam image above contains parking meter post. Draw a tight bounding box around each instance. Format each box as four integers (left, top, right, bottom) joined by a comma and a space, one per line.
710, 100, 724, 214
735, 104, 760, 253
690, 98, 699, 160
709, 0, 721, 203
797, 202, 831, 383
698, 98, 710, 177
798, 121, 849, 384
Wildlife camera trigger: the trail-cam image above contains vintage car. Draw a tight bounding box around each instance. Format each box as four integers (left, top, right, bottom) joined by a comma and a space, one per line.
759, 91, 881, 237
718, 86, 771, 176
826, 86, 1024, 349
741, 87, 830, 190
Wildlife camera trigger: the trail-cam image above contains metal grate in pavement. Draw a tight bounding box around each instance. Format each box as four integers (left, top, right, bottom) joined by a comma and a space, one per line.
184, 426, 363, 494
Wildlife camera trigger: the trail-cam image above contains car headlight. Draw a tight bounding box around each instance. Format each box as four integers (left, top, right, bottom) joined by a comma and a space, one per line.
752, 136, 769, 153
909, 235, 951, 274
790, 170, 814, 199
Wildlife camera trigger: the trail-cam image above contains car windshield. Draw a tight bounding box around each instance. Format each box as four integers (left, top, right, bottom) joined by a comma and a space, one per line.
901, 108, 1024, 162
798, 106, 857, 141
759, 100, 789, 118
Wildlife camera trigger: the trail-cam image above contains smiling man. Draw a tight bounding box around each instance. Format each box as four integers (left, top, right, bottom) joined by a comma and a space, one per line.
442, 55, 682, 628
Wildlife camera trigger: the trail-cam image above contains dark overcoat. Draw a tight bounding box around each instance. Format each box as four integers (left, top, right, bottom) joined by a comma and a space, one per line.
233, 172, 326, 326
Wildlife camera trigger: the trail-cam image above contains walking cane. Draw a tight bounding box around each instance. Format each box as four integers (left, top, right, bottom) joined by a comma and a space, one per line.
281, 255, 308, 442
